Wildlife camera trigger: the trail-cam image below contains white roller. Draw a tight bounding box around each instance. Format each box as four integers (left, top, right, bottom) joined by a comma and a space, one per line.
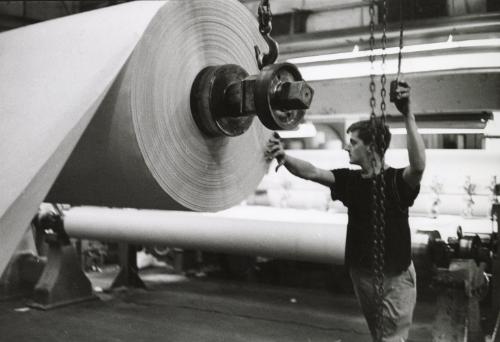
64, 206, 347, 264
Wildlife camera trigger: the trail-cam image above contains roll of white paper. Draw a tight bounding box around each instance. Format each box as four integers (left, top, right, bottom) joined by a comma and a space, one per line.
46, 0, 271, 212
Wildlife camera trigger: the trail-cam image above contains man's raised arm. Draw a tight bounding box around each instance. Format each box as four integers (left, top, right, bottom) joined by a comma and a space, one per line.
393, 81, 426, 189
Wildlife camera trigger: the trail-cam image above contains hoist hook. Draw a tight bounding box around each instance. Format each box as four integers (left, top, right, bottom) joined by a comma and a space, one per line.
254, 0, 279, 70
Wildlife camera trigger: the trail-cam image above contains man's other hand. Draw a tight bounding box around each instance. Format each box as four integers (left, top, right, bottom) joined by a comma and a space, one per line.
265, 132, 285, 163
392, 80, 411, 116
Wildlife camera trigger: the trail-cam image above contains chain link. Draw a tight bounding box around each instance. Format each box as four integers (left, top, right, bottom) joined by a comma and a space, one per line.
396, 0, 404, 80
255, 0, 278, 69
380, 0, 387, 118
258, 0, 272, 35
368, 1, 387, 341
368, 2, 377, 118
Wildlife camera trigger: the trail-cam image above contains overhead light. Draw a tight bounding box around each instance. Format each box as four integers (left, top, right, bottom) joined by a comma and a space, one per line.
293, 51, 500, 80
278, 123, 317, 138
287, 37, 500, 81
287, 38, 500, 64
390, 128, 485, 135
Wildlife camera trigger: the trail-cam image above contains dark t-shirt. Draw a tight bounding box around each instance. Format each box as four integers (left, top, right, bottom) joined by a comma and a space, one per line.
330, 167, 419, 273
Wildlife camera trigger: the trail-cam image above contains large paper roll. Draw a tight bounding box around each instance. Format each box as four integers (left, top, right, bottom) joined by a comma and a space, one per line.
46, 0, 271, 212
0, 0, 271, 275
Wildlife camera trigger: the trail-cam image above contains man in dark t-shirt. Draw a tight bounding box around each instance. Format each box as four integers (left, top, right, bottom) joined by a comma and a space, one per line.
331, 167, 419, 273
265, 81, 425, 341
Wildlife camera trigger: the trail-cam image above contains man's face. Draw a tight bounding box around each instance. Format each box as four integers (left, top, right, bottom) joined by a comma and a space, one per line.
344, 130, 370, 165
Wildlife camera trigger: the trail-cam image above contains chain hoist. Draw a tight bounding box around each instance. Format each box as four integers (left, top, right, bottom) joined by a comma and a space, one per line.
254, 0, 279, 69
390, 0, 405, 103
396, 0, 404, 81
368, 1, 389, 341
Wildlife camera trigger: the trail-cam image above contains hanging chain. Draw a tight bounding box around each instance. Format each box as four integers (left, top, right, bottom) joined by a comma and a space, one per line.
255, 0, 278, 69
376, 1, 388, 341
257, 0, 272, 35
380, 0, 387, 119
396, 0, 404, 80
390, 0, 405, 103
368, 2, 377, 118
368, 1, 387, 341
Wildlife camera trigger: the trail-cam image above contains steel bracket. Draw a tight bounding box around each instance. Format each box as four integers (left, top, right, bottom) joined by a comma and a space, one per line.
29, 207, 95, 310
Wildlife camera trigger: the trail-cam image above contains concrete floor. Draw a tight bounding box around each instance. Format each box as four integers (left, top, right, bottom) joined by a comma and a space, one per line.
0, 267, 435, 342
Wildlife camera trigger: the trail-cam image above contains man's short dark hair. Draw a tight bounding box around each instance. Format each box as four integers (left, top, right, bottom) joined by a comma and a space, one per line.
347, 117, 391, 155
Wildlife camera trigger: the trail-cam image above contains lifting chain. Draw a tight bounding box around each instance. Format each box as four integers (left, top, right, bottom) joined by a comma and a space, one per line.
368, 1, 388, 341
396, 0, 404, 81
390, 0, 405, 103
368, 1, 377, 117
380, 0, 388, 119
257, 0, 272, 35
254, 0, 279, 69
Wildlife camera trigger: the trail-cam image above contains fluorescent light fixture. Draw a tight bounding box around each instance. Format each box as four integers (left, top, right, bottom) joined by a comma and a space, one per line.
390, 128, 485, 135
288, 38, 500, 64
295, 52, 500, 80
287, 37, 500, 81
278, 123, 317, 138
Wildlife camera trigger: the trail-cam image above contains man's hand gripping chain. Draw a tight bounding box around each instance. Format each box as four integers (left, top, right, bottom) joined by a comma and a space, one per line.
390, 80, 411, 116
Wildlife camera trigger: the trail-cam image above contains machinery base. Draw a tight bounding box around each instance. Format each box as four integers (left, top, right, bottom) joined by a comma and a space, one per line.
29, 243, 95, 310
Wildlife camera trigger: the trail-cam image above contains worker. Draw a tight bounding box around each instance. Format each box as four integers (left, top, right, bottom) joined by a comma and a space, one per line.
265, 81, 426, 341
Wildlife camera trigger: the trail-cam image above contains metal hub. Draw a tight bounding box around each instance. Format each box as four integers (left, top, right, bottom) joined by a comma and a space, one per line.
255, 63, 312, 131
190, 65, 253, 137
190, 63, 314, 137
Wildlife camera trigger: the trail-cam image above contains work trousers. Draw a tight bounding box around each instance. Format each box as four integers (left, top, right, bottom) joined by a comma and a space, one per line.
350, 262, 417, 342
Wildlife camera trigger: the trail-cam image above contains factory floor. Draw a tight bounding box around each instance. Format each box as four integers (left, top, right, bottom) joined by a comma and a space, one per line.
0, 266, 439, 342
